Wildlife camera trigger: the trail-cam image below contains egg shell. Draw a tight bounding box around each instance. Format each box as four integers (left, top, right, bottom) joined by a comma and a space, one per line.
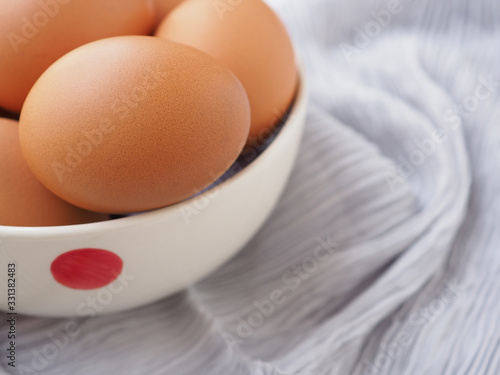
156, 0, 298, 143
0, 118, 108, 227
19, 36, 251, 214
0, 0, 155, 113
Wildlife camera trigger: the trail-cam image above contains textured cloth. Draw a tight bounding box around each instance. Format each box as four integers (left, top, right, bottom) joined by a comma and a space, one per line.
2, 0, 500, 374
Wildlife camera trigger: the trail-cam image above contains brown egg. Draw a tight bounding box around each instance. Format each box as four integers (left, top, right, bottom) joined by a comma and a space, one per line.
19, 36, 250, 214
0, 118, 108, 227
155, 0, 298, 143
153, 0, 186, 26
0, 0, 155, 113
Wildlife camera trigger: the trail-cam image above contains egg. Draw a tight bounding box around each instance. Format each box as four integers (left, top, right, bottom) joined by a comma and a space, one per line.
0, 118, 108, 227
155, 0, 298, 144
19, 36, 250, 214
0, 0, 155, 113
153, 0, 186, 26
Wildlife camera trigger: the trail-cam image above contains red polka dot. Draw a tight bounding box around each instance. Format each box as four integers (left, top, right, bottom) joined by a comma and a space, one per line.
51, 248, 123, 290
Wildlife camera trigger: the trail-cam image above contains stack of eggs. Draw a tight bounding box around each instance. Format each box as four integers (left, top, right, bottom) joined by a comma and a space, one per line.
0, 0, 297, 226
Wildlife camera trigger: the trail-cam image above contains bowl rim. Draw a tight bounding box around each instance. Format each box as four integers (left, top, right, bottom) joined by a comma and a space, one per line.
0, 68, 306, 238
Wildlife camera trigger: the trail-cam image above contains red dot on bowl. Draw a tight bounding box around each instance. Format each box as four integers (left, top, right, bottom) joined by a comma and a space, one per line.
51, 248, 123, 290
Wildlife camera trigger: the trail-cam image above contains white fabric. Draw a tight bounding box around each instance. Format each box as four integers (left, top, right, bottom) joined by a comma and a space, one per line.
2, 0, 500, 374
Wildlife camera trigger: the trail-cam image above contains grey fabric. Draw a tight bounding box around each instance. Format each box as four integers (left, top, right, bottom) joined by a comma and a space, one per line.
2, 0, 500, 374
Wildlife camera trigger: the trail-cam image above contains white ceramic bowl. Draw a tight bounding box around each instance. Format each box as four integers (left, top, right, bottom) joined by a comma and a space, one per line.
0, 71, 307, 317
